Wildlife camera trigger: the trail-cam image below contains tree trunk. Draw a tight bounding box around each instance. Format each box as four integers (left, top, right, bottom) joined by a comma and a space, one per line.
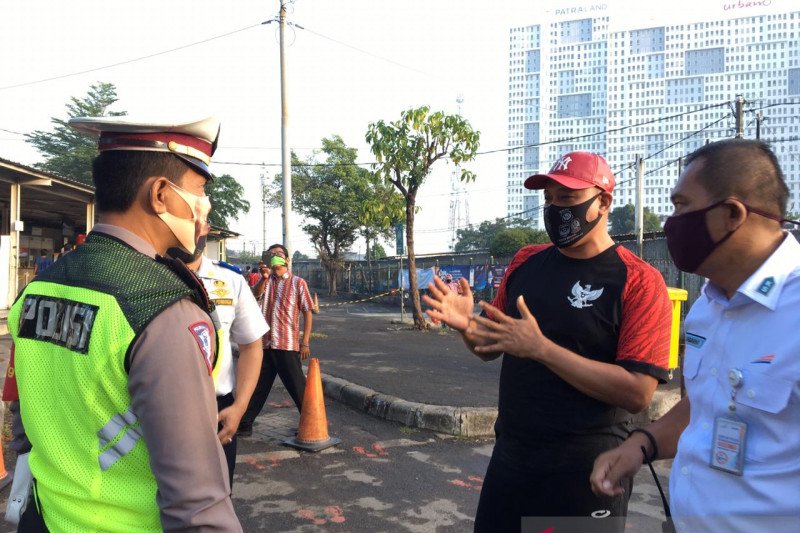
328, 267, 338, 297
365, 237, 372, 292
405, 198, 427, 329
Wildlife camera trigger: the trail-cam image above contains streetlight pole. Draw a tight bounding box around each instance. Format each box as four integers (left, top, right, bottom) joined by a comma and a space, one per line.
279, 0, 292, 254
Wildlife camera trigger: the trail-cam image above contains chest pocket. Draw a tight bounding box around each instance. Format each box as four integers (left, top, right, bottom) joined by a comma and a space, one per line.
724, 370, 793, 415
718, 370, 793, 463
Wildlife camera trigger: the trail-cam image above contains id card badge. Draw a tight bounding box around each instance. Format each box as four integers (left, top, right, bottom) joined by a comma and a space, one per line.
710, 415, 747, 475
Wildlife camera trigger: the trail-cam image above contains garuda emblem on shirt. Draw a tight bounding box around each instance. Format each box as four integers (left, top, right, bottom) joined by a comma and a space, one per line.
568, 281, 604, 309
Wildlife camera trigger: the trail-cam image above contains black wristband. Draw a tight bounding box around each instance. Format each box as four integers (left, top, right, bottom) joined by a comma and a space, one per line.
629, 428, 658, 462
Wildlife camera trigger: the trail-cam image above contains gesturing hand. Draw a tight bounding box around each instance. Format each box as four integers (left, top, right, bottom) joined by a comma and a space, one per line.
423, 277, 475, 332
469, 295, 552, 361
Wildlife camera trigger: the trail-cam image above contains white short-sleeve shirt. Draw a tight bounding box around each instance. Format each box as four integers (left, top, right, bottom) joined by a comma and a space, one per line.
670, 233, 800, 532
197, 256, 269, 396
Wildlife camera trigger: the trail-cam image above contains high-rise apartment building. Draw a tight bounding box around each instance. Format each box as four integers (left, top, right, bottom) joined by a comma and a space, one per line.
507, 1, 800, 228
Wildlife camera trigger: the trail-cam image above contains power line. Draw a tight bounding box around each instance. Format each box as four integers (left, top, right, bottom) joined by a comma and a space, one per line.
0, 22, 266, 91
290, 23, 435, 78
216, 100, 741, 169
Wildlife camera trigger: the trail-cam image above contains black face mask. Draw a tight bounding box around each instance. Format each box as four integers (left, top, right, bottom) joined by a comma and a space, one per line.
167, 235, 207, 264
543, 193, 602, 248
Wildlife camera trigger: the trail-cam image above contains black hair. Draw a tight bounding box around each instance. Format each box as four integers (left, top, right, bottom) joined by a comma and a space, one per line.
91, 151, 192, 213
684, 139, 788, 215
268, 243, 289, 256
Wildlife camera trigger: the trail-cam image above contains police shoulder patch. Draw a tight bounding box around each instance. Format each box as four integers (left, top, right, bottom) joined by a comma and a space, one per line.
188, 321, 213, 374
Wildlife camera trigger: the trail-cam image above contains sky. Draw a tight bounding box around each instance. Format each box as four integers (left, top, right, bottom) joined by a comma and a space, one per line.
0, 0, 547, 257
2, 0, 788, 257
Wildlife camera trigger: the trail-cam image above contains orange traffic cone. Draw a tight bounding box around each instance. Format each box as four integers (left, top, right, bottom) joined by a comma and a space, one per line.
284, 358, 340, 452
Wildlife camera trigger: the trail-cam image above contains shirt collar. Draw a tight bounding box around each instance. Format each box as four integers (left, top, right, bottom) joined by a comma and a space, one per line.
705, 232, 800, 310
90, 223, 157, 258
738, 232, 800, 309
196, 255, 214, 279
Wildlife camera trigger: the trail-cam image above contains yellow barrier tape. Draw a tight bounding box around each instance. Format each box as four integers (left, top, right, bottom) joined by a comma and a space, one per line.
317, 289, 398, 308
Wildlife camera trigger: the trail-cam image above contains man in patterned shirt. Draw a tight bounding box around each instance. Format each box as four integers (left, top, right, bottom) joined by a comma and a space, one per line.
238, 243, 314, 436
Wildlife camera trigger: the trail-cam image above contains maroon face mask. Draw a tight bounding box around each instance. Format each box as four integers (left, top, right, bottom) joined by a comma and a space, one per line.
664, 199, 784, 273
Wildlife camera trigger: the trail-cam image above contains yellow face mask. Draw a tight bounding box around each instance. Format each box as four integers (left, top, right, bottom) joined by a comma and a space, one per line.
158, 181, 211, 254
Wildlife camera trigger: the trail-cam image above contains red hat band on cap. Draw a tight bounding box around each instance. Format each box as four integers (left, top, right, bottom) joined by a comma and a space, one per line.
99, 132, 213, 164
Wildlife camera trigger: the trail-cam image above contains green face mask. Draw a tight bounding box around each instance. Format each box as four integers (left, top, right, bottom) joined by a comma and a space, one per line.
270, 255, 287, 267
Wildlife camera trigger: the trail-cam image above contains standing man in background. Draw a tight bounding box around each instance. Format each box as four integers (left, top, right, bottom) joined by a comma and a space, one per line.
33, 249, 53, 275
172, 222, 268, 488
426, 151, 672, 532
9, 116, 241, 531
238, 244, 314, 436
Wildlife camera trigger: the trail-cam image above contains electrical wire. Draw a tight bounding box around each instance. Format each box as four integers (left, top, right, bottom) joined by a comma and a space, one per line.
0, 22, 266, 91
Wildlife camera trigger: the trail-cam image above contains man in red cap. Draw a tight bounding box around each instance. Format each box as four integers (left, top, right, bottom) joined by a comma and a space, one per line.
8, 116, 241, 531
425, 151, 672, 532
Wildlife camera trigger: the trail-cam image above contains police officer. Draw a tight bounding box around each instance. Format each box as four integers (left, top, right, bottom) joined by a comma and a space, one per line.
172, 222, 268, 488
9, 116, 242, 531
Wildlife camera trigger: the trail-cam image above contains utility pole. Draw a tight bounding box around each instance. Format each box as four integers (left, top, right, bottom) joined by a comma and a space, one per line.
279, 0, 292, 254
260, 172, 267, 254
734, 94, 746, 139
635, 154, 644, 258
755, 112, 763, 140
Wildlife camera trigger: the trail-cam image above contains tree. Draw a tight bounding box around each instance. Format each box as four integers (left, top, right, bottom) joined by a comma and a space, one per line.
293, 250, 310, 262
207, 173, 250, 229
367, 106, 480, 329
370, 242, 387, 260
270, 136, 386, 296
357, 175, 405, 291
608, 204, 662, 235
489, 228, 549, 258
454, 217, 530, 252
26, 82, 126, 185
366, 106, 480, 329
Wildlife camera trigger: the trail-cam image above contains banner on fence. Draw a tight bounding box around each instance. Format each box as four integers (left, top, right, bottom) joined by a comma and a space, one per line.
490, 265, 507, 288
473, 265, 487, 290
398, 267, 437, 290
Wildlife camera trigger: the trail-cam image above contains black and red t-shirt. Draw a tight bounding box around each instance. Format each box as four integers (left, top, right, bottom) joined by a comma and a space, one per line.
491, 243, 671, 445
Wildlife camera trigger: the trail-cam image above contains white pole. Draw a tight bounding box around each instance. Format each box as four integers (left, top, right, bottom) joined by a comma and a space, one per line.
279, 1, 292, 254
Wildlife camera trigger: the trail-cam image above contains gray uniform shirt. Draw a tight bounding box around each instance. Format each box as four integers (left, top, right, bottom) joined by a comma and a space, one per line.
15, 223, 242, 532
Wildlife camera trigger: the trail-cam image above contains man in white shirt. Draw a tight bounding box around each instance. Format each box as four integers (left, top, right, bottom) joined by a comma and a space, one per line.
591, 139, 800, 531
172, 223, 268, 488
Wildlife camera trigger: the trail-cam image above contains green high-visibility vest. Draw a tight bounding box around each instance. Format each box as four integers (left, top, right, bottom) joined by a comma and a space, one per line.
9, 233, 210, 532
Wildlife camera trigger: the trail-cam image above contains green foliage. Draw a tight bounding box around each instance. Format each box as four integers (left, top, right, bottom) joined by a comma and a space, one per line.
369, 242, 387, 260
366, 105, 480, 328
609, 204, 662, 235
271, 135, 388, 296
489, 228, 549, 258
206, 173, 250, 229
26, 82, 126, 185
227, 248, 260, 266
454, 217, 530, 252
293, 250, 310, 262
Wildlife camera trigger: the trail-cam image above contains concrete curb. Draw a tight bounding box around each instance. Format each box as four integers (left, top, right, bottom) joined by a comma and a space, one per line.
321, 373, 498, 437
322, 373, 682, 438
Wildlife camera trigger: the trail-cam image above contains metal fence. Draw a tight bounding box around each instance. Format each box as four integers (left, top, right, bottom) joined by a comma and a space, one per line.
292, 234, 710, 309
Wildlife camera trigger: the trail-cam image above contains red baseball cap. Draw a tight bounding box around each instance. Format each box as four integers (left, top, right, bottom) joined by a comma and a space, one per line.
524, 151, 615, 193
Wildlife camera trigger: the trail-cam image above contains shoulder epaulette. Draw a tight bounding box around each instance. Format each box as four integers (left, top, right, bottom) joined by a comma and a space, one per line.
213, 260, 242, 275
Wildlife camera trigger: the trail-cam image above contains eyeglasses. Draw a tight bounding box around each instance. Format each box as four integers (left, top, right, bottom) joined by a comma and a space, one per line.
269, 250, 287, 257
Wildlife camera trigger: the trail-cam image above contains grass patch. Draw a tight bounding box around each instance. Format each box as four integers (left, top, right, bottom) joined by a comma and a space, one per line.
309, 332, 328, 340
399, 426, 418, 434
